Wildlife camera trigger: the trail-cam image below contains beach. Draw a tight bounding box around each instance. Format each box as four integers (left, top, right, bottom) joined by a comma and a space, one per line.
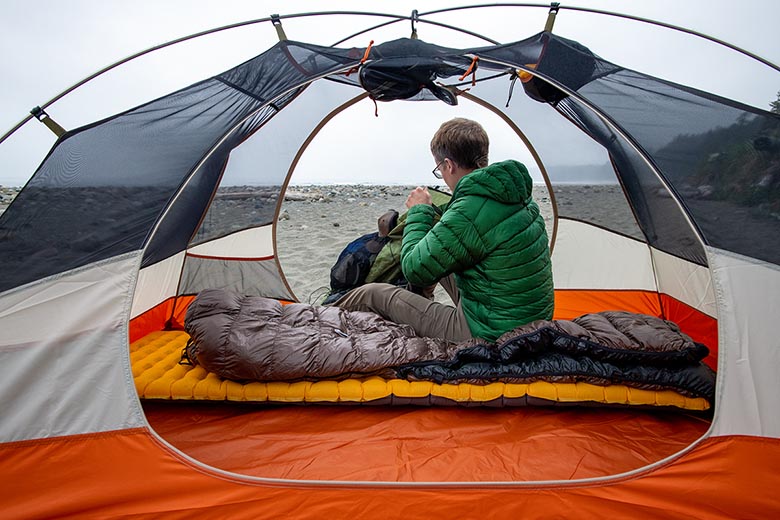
276, 183, 634, 304
1, 183, 634, 304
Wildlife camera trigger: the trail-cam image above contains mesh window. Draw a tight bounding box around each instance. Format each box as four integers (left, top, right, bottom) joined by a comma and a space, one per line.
185, 98, 301, 247
557, 97, 707, 264
578, 68, 780, 265
0, 79, 260, 293
0, 41, 361, 293
178, 256, 292, 300
467, 69, 644, 241
190, 79, 361, 245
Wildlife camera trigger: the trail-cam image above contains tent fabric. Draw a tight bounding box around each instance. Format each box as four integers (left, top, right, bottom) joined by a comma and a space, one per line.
143, 403, 711, 481
188, 225, 276, 258
555, 96, 710, 265
708, 247, 780, 437
0, 253, 144, 443
130, 295, 195, 344
1, 33, 776, 288
1, 431, 778, 518
178, 254, 292, 300
0, 19, 778, 516
652, 248, 716, 317
551, 219, 657, 290
131, 253, 186, 321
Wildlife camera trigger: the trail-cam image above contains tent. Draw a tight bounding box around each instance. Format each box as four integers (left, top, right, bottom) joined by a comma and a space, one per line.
1, 6, 779, 518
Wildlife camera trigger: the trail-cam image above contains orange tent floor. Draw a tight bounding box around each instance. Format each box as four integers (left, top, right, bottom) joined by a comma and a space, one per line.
144, 402, 710, 482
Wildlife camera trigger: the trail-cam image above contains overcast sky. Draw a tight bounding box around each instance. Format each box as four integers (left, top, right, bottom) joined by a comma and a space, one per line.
1, 0, 778, 187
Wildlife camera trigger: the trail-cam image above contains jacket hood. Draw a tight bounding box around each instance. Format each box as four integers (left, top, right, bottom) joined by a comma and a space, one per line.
452, 159, 534, 204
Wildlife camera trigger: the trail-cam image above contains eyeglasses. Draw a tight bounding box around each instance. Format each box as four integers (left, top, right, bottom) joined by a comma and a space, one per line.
432, 159, 446, 179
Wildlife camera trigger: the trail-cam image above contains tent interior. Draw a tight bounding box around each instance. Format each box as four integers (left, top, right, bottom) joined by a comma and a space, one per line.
136, 64, 714, 480
132, 36, 726, 482
3, 8, 778, 486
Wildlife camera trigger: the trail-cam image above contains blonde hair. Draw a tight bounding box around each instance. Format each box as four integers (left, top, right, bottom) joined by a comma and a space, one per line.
430, 118, 489, 169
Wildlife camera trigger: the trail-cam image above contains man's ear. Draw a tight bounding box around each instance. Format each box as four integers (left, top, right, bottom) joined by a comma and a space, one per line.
446, 158, 463, 175
443, 158, 454, 172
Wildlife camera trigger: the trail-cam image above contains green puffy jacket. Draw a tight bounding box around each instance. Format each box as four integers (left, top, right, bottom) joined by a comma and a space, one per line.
400, 159, 554, 341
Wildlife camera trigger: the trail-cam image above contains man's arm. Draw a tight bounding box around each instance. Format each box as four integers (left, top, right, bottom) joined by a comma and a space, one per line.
400, 197, 487, 286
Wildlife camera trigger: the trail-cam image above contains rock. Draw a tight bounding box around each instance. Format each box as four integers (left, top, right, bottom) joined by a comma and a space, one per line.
697, 185, 715, 198
677, 186, 699, 198
285, 193, 309, 201
757, 173, 774, 188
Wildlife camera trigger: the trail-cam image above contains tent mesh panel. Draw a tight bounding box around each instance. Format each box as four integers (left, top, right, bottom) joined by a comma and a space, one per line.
2, 33, 778, 295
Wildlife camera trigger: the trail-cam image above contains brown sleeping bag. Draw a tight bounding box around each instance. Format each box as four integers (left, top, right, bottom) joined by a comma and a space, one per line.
183, 288, 460, 381
183, 289, 715, 402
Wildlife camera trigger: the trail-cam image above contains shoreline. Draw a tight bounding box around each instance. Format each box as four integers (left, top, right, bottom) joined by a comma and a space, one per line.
1, 184, 634, 305
0, 182, 621, 214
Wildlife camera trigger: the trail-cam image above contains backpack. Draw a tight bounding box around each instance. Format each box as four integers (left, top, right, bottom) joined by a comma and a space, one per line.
321, 209, 400, 305
328, 232, 389, 294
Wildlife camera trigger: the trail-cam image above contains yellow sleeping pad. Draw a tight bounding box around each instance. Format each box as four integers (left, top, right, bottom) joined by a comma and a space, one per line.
130, 330, 710, 410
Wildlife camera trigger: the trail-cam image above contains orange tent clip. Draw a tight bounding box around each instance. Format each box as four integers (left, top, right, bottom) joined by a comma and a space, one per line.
459, 56, 479, 86
345, 40, 374, 77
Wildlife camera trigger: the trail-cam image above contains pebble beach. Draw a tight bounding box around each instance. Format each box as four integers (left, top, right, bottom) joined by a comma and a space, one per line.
2, 183, 635, 305
276, 183, 635, 304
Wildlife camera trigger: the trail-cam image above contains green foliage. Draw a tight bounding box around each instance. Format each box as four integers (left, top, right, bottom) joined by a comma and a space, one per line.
771, 90, 780, 114
656, 110, 780, 217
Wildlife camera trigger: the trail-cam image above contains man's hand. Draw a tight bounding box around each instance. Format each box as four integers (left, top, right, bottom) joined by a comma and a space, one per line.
406, 186, 432, 208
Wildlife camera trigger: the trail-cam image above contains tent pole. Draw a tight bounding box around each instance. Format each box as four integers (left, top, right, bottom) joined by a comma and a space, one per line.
544, 2, 561, 32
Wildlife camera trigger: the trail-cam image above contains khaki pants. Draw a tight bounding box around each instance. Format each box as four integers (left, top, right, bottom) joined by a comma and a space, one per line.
333, 275, 472, 342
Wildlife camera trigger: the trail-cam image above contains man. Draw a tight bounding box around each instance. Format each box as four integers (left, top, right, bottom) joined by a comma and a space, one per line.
335, 118, 554, 342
